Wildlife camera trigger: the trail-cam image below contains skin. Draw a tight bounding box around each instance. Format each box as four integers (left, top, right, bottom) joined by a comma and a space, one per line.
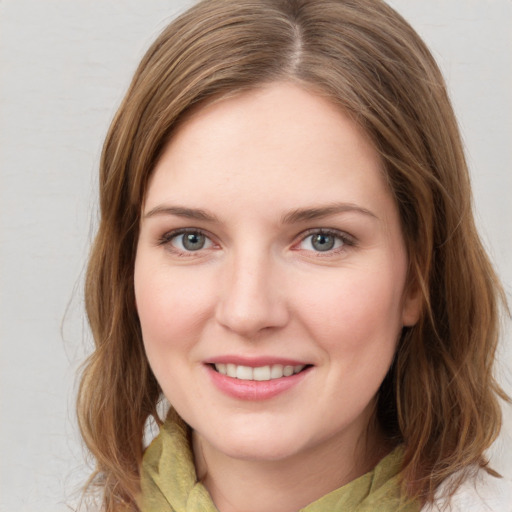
134, 82, 420, 512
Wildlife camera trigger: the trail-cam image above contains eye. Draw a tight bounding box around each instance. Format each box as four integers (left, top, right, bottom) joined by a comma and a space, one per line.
297, 230, 352, 253
161, 230, 214, 252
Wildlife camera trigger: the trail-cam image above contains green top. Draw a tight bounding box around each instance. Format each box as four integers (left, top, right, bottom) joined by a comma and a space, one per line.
138, 418, 421, 512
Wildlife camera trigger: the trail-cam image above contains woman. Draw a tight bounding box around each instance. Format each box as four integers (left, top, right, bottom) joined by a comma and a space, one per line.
77, 0, 510, 510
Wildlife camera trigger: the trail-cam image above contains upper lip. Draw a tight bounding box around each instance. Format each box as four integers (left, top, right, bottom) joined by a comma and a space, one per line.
204, 355, 311, 367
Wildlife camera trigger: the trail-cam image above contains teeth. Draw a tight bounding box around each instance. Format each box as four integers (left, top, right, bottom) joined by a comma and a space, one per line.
236, 365, 253, 380
214, 363, 306, 381
270, 364, 283, 379
283, 365, 294, 377
226, 363, 237, 378
253, 366, 270, 381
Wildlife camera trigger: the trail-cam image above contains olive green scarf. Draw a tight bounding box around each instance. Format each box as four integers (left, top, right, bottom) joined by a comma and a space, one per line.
138, 418, 420, 512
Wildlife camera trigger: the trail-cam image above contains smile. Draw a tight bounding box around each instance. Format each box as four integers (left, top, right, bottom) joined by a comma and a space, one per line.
213, 363, 306, 381
207, 361, 312, 400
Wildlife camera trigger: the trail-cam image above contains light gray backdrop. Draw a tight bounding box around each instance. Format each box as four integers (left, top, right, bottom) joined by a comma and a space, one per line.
1, 1, 511, 511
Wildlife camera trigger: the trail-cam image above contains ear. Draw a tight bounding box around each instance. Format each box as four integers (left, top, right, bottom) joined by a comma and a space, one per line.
401, 280, 422, 327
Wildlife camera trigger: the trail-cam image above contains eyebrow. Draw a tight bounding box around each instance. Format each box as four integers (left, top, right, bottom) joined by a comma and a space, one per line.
143, 202, 377, 223
144, 206, 219, 222
281, 203, 377, 224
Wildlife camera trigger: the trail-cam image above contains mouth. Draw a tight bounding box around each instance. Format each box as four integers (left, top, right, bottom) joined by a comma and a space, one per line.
210, 363, 311, 381
206, 359, 312, 400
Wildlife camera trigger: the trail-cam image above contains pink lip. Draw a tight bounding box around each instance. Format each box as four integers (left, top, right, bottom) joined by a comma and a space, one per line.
205, 363, 311, 401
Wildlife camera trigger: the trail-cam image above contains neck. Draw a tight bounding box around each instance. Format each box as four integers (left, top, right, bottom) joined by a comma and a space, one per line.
192, 423, 390, 512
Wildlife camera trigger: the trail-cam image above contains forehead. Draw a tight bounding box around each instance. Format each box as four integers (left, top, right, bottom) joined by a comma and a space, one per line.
145, 82, 393, 222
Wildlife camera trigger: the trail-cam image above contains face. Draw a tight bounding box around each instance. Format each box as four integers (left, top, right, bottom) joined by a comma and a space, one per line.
134, 82, 420, 464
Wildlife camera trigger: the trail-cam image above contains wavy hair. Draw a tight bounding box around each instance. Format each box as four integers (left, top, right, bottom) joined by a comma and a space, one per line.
77, 0, 507, 509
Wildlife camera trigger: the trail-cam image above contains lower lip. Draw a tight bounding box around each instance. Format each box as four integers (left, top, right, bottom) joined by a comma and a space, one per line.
206, 365, 311, 401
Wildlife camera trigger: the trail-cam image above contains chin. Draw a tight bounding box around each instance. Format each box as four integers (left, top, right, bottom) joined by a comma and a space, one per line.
196, 417, 316, 462
219, 438, 302, 462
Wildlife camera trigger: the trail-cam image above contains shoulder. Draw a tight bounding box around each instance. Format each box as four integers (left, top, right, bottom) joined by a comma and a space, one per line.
421, 468, 512, 512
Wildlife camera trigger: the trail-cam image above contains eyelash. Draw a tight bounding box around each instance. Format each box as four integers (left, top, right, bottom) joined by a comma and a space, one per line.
158, 228, 356, 256
294, 228, 356, 255
158, 228, 217, 257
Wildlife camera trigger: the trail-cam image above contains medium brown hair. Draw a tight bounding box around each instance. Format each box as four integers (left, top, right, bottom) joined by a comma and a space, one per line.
77, 0, 507, 509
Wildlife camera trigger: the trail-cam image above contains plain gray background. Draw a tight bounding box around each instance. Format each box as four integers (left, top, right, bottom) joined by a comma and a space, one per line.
1, 1, 511, 510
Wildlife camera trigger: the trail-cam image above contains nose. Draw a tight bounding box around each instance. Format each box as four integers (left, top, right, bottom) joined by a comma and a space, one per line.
215, 251, 289, 338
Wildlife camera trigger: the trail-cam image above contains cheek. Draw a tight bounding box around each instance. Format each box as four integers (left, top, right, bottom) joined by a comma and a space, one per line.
134, 261, 217, 354
295, 265, 405, 357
